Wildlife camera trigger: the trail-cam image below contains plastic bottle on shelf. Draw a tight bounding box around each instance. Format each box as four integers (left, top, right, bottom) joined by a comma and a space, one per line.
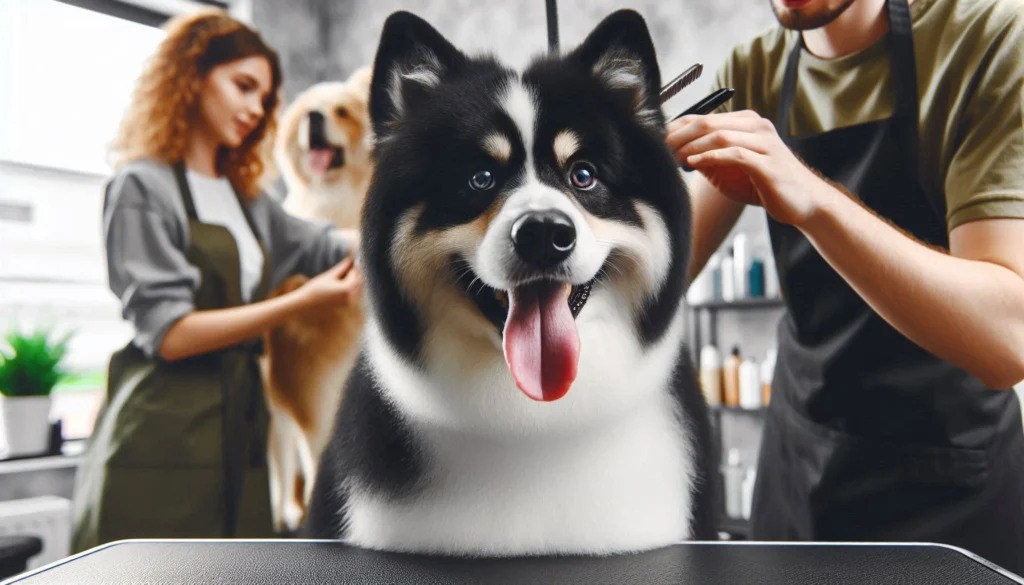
722, 346, 741, 407
699, 345, 723, 407
739, 356, 761, 410
708, 253, 722, 301
764, 252, 780, 299
723, 448, 745, 519
761, 348, 777, 406
741, 467, 757, 520
749, 257, 765, 298
732, 234, 748, 299
686, 269, 708, 305
721, 249, 735, 302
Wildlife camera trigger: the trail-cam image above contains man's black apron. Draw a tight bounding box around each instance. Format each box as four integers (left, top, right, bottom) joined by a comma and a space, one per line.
752, 0, 1024, 574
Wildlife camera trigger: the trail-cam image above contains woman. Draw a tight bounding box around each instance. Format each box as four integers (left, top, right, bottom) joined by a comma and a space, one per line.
70, 9, 361, 552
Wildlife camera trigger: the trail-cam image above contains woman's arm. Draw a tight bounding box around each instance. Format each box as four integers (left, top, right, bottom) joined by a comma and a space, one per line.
158, 287, 304, 362
159, 256, 361, 362
104, 166, 362, 362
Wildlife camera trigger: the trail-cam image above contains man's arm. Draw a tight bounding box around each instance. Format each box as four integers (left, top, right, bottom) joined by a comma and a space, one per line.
802, 191, 1024, 389
670, 111, 1024, 389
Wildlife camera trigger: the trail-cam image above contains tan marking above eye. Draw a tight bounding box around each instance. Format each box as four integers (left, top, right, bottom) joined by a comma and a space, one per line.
482, 134, 512, 164
553, 130, 581, 167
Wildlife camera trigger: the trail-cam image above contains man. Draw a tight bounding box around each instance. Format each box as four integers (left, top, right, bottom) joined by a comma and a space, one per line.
667, 0, 1024, 573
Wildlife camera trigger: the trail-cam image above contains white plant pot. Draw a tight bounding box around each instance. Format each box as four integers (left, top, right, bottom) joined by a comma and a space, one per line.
0, 396, 53, 458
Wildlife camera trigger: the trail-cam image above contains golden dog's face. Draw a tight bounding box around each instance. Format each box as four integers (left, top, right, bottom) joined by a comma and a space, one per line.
276, 68, 373, 189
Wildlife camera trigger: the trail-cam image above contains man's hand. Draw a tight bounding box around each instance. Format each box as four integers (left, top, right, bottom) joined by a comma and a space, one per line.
666, 110, 839, 227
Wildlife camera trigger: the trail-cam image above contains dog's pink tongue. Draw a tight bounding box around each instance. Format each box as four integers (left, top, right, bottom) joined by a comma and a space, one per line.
307, 149, 333, 175
502, 283, 580, 402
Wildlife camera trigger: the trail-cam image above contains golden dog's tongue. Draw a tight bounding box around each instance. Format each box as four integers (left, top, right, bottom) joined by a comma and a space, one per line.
502, 282, 580, 402
307, 148, 334, 175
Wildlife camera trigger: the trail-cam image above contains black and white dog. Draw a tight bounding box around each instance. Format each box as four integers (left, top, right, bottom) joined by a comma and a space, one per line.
303, 9, 716, 556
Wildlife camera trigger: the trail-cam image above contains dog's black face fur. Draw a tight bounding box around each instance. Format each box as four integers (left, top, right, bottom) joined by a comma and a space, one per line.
361, 9, 691, 365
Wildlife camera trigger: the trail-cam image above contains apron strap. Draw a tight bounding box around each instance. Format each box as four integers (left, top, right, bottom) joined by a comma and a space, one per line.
775, 0, 946, 226
172, 162, 200, 221
885, 0, 946, 225
778, 0, 914, 140
228, 180, 273, 304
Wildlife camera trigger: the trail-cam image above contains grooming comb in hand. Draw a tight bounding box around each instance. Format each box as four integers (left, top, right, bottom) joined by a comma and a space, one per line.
659, 63, 703, 104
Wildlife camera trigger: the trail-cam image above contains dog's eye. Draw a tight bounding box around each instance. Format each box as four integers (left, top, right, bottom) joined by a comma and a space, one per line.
469, 170, 495, 191
335, 107, 349, 118
569, 162, 596, 190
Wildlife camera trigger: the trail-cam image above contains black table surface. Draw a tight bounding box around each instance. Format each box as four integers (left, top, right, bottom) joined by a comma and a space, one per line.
4, 540, 1022, 585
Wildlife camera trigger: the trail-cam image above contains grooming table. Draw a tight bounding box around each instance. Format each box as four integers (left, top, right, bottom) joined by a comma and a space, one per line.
3, 539, 1021, 584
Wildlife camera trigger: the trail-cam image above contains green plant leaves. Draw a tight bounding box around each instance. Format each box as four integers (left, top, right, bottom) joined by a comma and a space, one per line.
0, 327, 74, 398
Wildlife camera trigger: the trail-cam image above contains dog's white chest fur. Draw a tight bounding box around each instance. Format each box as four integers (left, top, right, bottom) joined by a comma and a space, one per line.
343, 293, 697, 556
344, 397, 693, 556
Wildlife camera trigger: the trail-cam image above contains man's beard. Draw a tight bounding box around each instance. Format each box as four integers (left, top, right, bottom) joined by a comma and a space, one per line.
770, 0, 858, 30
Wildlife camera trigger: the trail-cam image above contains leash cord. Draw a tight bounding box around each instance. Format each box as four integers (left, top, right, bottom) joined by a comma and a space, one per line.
546, 0, 559, 52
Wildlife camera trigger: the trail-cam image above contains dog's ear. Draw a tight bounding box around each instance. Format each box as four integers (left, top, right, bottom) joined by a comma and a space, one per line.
569, 9, 663, 130
370, 11, 465, 142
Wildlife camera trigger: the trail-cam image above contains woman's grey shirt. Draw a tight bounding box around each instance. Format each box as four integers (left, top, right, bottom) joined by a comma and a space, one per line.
103, 158, 351, 358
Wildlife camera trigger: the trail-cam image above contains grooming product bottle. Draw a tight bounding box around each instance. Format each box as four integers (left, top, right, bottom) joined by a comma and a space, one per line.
761, 348, 777, 405
732, 234, 748, 299
699, 345, 723, 407
722, 346, 741, 407
721, 249, 735, 302
741, 467, 757, 520
764, 252, 780, 299
723, 448, 745, 519
739, 356, 761, 410
749, 257, 765, 298
686, 270, 708, 304
708, 253, 722, 301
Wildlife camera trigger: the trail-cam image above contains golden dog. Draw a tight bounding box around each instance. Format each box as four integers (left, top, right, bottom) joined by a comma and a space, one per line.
260, 66, 373, 533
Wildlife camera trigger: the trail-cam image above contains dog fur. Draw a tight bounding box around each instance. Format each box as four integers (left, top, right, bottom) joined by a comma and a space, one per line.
260, 67, 373, 534
302, 9, 716, 556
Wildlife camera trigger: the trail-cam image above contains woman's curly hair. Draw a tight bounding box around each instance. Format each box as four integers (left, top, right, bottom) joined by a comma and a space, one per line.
110, 8, 282, 198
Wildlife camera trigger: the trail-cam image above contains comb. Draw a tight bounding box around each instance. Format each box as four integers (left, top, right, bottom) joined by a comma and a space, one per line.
659, 63, 703, 104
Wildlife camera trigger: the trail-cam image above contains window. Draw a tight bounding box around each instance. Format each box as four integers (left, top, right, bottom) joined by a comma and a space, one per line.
0, 0, 166, 175
0, 1, 170, 442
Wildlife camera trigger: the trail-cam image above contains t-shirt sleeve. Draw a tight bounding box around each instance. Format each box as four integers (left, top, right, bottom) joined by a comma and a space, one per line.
264, 194, 353, 284
709, 48, 741, 114
103, 170, 200, 358
705, 28, 786, 120
944, 13, 1024, 231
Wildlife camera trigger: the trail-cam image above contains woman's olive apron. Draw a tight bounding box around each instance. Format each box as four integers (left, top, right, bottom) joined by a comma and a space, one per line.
752, 0, 1024, 574
71, 163, 275, 552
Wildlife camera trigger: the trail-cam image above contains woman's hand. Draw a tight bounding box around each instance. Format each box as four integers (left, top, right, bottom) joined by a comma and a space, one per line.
158, 256, 364, 362
666, 110, 840, 227
298, 256, 363, 308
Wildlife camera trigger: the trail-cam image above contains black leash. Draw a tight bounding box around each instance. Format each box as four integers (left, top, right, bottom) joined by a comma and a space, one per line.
546, 0, 559, 52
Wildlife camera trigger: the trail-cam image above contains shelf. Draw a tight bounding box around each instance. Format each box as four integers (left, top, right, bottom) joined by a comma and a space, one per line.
718, 515, 752, 539
690, 297, 785, 311
710, 405, 768, 416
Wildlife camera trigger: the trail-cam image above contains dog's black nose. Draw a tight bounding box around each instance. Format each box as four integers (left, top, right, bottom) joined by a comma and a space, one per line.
308, 111, 327, 148
511, 210, 576, 269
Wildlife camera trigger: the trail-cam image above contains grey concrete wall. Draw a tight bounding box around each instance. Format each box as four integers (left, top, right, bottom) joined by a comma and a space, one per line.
252, 0, 778, 108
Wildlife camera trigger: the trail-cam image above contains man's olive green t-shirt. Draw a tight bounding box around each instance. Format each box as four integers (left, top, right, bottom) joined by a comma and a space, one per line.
709, 0, 1024, 231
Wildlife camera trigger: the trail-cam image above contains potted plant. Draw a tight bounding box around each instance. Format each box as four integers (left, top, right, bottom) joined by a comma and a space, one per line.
0, 327, 72, 458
